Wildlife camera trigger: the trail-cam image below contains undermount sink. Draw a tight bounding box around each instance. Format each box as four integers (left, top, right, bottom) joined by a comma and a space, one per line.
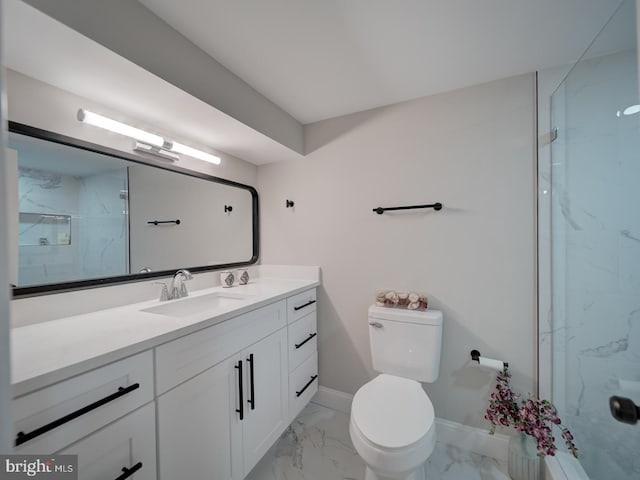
141, 292, 251, 318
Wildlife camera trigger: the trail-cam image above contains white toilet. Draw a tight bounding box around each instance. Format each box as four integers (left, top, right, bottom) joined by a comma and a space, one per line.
349, 305, 443, 480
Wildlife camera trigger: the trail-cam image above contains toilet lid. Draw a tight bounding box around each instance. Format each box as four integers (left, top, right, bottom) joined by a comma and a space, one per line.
352, 374, 434, 449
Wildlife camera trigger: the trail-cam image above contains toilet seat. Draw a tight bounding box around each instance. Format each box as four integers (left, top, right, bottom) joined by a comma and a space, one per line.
351, 374, 434, 450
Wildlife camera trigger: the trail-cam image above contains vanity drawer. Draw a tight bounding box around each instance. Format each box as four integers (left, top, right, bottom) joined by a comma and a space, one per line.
288, 310, 317, 372
289, 351, 318, 421
155, 300, 286, 395
59, 402, 156, 480
13, 351, 153, 454
287, 289, 317, 324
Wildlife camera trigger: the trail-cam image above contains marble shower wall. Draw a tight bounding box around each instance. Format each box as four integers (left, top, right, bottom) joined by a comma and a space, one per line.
77, 170, 128, 279
550, 41, 640, 479
18, 167, 81, 285
17, 165, 128, 286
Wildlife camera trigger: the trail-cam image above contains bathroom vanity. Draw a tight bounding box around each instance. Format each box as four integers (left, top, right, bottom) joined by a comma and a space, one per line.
10, 268, 319, 479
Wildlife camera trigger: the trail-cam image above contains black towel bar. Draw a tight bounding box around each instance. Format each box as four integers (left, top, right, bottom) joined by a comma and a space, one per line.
373, 203, 442, 215
147, 219, 181, 225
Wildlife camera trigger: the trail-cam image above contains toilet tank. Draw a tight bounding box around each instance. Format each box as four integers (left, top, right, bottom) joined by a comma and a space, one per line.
368, 305, 443, 383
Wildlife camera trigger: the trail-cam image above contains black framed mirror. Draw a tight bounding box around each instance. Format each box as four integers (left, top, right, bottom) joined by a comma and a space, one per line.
8, 121, 259, 297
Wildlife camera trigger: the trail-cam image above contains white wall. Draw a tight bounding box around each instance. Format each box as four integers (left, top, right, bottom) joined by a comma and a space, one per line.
128, 164, 253, 271
0, 0, 13, 453
258, 74, 536, 428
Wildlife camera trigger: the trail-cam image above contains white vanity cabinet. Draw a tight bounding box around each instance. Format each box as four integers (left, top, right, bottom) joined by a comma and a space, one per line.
12, 283, 319, 480
156, 299, 290, 479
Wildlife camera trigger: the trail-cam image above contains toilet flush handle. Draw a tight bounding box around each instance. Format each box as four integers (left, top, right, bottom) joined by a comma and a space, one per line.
369, 322, 383, 328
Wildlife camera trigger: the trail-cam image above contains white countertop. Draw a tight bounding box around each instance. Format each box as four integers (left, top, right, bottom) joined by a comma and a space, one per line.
11, 272, 320, 398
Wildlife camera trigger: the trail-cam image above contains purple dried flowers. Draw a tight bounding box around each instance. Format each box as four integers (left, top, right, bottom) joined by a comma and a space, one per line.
485, 366, 578, 458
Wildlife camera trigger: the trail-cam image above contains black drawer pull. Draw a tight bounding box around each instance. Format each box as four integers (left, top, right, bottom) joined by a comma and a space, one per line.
235, 360, 244, 420
293, 299, 316, 311
295, 333, 317, 349
115, 462, 143, 480
296, 375, 318, 397
15, 383, 140, 447
247, 353, 255, 411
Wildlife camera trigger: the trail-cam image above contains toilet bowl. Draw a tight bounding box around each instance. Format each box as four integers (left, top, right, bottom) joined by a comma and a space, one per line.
349, 306, 443, 480
350, 374, 435, 480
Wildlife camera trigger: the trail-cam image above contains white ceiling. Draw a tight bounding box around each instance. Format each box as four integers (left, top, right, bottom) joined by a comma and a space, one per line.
139, 0, 624, 124
4, 0, 628, 166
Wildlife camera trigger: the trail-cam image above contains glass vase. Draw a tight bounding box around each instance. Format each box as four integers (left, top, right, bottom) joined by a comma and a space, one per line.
508, 433, 540, 480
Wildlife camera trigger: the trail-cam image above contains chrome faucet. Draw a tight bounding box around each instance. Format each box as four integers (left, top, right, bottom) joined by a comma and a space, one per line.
153, 282, 170, 301
169, 269, 193, 300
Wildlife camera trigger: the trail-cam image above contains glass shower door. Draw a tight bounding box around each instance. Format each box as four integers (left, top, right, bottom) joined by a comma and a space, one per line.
550, 0, 640, 478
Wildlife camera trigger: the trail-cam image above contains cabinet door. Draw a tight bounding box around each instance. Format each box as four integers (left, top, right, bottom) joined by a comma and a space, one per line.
157, 355, 243, 480
59, 403, 156, 480
242, 328, 288, 474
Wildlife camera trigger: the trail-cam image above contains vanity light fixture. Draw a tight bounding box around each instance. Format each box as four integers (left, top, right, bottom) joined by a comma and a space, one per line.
170, 141, 221, 165
132, 140, 180, 162
77, 109, 164, 147
77, 108, 221, 165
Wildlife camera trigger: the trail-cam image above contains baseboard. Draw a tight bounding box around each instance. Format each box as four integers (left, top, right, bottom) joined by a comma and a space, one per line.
311, 385, 509, 463
312, 386, 353, 414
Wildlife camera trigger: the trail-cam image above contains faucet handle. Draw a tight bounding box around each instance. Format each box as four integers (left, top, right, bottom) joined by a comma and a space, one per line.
174, 269, 193, 298
176, 269, 193, 280
153, 282, 169, 301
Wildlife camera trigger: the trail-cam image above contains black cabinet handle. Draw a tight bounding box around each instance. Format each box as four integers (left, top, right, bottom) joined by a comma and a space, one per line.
293, 299, 316, 311
295, 333, 317, 349
115, 462, 143, 480
296, 375, 318, 397
15, 383, 140, 447
247, 354, 255, 411
235, 360, 244, 420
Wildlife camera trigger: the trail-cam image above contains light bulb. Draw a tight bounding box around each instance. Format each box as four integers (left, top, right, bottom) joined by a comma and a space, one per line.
170, 142, 221, 165
78, 109, 164, 147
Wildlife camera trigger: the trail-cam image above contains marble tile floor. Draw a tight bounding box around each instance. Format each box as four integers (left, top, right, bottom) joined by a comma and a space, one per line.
246, 403, 510, 480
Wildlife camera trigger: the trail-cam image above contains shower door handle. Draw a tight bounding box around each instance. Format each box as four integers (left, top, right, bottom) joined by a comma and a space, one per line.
609, 396, 640, 425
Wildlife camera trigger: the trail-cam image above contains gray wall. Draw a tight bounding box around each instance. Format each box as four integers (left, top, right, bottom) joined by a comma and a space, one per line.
258, 73, 537, 428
